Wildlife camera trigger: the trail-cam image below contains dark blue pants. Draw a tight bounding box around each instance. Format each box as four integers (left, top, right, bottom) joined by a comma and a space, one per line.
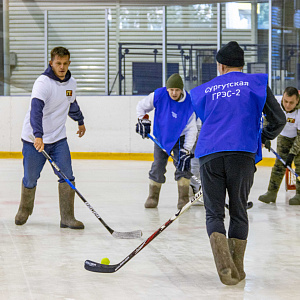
200, 154, 255, 240
22, 138, 75, 188
149, 136, 191, 183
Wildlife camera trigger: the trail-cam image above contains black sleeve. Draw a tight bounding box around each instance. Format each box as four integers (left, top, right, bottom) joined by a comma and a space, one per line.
261, 86, 286, 143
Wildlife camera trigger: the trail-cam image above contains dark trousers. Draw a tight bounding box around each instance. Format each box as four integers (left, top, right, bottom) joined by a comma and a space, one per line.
200, 154, 255, 240
149, 136, 191, 183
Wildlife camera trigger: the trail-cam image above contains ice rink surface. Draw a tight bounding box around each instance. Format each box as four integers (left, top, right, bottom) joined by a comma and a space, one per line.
0, 158, 300, 300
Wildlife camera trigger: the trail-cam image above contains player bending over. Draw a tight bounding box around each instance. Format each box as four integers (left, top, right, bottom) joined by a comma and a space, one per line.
136, 73, 197, 209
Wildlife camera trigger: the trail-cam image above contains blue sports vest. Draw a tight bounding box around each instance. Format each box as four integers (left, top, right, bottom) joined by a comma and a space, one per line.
190, 72, 268, 163
153, 87, 194, 155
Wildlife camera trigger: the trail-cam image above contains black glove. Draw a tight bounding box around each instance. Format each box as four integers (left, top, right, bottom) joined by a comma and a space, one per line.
285, 153, 295, 168
136, 117, 151, 139
264, 140, 271, 151
177, 148, 192, 172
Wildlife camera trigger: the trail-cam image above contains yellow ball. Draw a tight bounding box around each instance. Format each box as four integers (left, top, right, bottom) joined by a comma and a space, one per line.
101, 257, 110, 265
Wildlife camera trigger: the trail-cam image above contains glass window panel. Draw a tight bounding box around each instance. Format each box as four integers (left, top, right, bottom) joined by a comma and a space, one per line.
119, 7, 163, 30
258, 3, 269, 30
189, 4, 214, 28
226, 3, 252, 30
271, 0, 300, 94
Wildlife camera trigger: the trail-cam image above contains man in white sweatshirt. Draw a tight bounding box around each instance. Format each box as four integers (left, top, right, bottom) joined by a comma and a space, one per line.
15, 46, 86, 229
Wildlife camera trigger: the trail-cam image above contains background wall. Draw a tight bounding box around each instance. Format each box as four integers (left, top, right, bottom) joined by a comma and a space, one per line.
0, 95, 277, 159
1, 95, 155, 154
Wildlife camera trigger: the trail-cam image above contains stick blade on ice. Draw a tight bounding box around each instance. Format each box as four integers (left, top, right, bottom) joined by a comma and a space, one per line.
112, 230, 142, 239
84, 260, 118, 273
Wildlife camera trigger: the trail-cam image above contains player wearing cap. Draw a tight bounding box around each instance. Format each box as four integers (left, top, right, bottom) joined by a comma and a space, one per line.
136, 73, 197, 209
190, 41, 286, 285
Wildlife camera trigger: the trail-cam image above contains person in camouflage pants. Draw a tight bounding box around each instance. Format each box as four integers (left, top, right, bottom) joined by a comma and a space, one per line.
259, 86, 300, 205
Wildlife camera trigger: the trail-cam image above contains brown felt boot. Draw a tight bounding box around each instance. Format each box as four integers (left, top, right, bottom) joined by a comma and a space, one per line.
144, 180, 162, 208
209, 232, 240, 285
177, 177, 190, 209
15, 183, 36, 225
228, 238, 247, 281
59, 182, 84, 229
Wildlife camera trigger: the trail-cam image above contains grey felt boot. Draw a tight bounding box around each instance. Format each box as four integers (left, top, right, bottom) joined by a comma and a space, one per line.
177, 177, 190, 209
209, 232, 240, 285
144, 180, 162, 208
15, 183, 36, 225
228, 238, 247, 281
258, 190, 277, 204
59, 182, 84, 229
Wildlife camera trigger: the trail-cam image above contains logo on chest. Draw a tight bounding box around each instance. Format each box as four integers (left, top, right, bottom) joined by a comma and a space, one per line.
66, 90, 73, 97
171, 111, 177, 118
287, 117, 295, 123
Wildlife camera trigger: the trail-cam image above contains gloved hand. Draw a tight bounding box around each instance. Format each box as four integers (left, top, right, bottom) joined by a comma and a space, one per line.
177, 148, 192, 172
264, 140, 271, 151
136, 115, 151, 139
285, 153, 295, 168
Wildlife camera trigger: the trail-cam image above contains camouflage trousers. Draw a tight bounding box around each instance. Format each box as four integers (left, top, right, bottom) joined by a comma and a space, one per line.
268, 135, 300, 194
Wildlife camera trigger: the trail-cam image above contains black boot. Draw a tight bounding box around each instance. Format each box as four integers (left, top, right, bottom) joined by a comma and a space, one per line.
59, 182, 84, 229
15, 183, 36, 225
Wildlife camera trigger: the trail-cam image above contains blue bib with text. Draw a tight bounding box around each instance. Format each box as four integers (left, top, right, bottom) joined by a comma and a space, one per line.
190, 72, 268, 163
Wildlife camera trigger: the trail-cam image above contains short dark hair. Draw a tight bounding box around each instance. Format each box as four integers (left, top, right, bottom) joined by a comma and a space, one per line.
283, 86, 299, 100
50, 47, 70, 61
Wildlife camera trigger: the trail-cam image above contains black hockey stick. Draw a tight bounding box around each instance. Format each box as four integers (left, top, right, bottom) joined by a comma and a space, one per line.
30, 137, 142, 239
84, 188, 203, 273
270, 147, 300, 180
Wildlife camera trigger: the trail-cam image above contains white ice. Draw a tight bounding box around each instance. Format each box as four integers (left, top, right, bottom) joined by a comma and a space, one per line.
0, 159, 299, 300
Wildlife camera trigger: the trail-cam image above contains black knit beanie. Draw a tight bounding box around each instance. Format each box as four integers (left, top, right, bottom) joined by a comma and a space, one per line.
166, 73, 184, 90
216, 41, 244, 67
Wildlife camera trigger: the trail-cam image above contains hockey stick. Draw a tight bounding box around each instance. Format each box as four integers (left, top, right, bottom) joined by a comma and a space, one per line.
84, 188, 203, 273
270, 147, 300, 180
147, 134, 253, 209
146, 133, 201, 186
147, 133, 203, 205
29, 137, 142, 239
